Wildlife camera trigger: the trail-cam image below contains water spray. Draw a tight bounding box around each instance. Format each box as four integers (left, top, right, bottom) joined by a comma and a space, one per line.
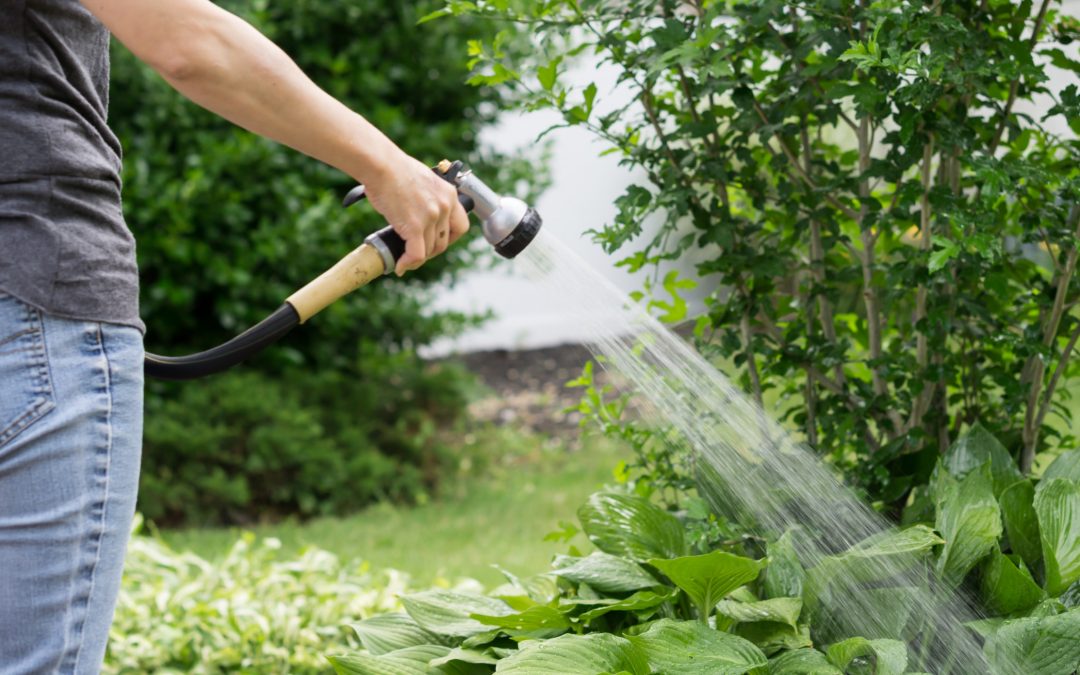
144, 160, 542, 380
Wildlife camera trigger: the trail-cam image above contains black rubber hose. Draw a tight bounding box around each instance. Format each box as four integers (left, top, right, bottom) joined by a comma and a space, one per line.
144, 303, 301, 381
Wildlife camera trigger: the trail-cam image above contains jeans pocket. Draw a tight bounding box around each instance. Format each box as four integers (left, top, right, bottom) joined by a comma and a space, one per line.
0, 293, 56, 450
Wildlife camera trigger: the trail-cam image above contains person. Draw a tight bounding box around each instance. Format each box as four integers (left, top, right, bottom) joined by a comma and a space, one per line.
0, 0, 470, 671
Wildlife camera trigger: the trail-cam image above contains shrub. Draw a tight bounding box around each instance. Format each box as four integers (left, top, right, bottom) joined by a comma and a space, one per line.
327, 441, 1080, 674
431, 0, 1080, 502
109, 0, 534, 523
142, 360, 470, 526
106, 518, 413, 674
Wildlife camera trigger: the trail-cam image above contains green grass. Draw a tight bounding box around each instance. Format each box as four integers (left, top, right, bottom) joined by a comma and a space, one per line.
160, 429, 625, 587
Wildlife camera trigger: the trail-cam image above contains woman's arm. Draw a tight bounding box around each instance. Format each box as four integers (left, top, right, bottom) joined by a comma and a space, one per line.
81, 0, 468, 275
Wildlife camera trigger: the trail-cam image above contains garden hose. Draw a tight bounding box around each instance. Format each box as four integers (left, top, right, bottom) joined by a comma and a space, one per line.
144, 160, 543, 381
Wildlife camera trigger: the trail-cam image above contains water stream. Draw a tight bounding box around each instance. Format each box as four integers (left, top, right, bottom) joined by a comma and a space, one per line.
519, 229, 993, 673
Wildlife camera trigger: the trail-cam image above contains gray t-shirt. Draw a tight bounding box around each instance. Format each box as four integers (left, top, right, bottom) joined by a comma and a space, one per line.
0, 0, 142, 332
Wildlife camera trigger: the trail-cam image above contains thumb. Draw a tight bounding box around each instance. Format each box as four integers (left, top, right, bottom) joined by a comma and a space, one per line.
395, 234, 427, 276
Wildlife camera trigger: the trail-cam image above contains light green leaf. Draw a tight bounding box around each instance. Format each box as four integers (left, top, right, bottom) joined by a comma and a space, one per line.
494, 633, 649, 674
1034, 478, 1080, 596
825, 637, 907, 675
429, 647, 500, 667
349, 613, 452, 656
577, 588, 676, 623
329, 645, 484, 675
578, 491, 687, 562
767, 648, 842, 674
945, 423, 1023, 496
983, 609, 1080, 674
649, 551, 765, 620
536, 56, 562, 92
733, 621, 813, 656
807, 525, 943, 602
929, 237, 960, 273
1043, 450, 1080, 482
716, 598, 802, 628
763, 531, 804, 599
471, 605, 570, 638
627, 619, 768, 674
551, 552, 660, 593
980, 549, 1045, 615
401, 590, 513, 637
936, 463, 1003, 583
1000, 479, 1042, 569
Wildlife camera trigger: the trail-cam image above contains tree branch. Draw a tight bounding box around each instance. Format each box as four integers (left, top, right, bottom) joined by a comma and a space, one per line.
908, 134, 936, 432
1022, 204, 1080, 472
988, 0, 1052, 153
1033, 319, 1080, 435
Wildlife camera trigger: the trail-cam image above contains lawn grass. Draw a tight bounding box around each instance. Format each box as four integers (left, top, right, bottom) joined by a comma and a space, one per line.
160, 428, 625, 587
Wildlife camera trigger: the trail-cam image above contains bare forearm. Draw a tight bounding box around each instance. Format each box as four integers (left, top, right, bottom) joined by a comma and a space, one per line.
82, 0, 469, 274
85, 0, 400, 184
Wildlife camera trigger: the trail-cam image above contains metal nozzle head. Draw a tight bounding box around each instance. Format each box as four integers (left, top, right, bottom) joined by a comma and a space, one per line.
491, 206, 542, 259
454, 173, 543, 259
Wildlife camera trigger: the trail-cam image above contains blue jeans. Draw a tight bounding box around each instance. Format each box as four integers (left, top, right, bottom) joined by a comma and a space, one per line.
0, 292, 144, 674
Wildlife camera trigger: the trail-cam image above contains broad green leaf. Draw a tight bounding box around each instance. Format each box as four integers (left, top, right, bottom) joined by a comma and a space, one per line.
983, 609, 1080, 674
806, 525, 943, 602
999, 479, 1042, 569
980, 549, 1045, 615
1034, 478, 1080, 596
1043, 449, 1080, 482
471, 605, 570, 638
494, 633, 649, 674
733, 621, 813, 656
716, 598, 802, 628
551, 552, 660, 593
763, 531, 804, 599
627, 619, 768, 674
577, 588, 676, 623
329, 645, 485, 675
1062, 580, 1080, 609
825, 637, 907, 675
649, 551, 765, 619
401, 590, 513, 637
429, 647, 500, 667
349, 613, 452, 655
767, 648, 843, 674
578, 491, 686, 562
935, 463, 1002, 583
944, 423, 1023, 496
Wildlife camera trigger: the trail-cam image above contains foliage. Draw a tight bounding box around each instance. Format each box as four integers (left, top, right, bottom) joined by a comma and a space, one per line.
141, 362, 468, 526
105, 517, 414, 674
430, 0, 1080, 504
328, 439, 1080, 674
109, 0, 537, 524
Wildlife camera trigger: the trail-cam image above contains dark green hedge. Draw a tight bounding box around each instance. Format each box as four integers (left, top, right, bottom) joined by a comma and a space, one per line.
111, 1, 519, 525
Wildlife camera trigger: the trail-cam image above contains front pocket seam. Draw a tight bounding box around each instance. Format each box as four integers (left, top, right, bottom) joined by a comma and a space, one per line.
0, 301, 56, 449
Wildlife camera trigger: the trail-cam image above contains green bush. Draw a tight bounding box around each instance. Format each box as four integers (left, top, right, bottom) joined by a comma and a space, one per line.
142, 359, 470, 526
438, 0, 1080, 502
109, 0, 534, 523
327, 441, 1080, 674
106, 517, 417, 674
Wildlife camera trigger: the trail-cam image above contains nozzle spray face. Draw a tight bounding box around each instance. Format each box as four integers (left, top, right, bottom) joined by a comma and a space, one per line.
451, 170, 543, 259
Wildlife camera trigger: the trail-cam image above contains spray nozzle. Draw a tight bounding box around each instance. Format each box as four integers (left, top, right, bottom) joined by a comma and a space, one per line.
343, 159, 542, 273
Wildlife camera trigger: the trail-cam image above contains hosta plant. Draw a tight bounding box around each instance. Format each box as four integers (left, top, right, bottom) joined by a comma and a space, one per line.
328, 440, 1080, 675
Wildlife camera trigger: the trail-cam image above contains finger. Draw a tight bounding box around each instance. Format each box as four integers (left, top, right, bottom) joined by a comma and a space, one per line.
431, 205, 452, 257
447, 202, 470, 245
422, 218, 437, 264
396, 234, 427, 277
